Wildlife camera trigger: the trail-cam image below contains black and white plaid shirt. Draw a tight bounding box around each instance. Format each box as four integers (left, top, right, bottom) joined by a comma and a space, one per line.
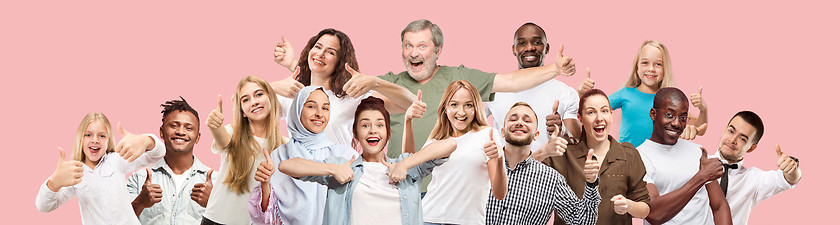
486, 156, 600, 225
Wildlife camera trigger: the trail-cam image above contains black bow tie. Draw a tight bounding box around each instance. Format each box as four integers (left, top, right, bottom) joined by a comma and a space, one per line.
724, 163, 739, 170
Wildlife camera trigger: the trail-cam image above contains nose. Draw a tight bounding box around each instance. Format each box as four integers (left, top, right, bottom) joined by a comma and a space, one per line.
410, 47, 421, 57
525, 42, 536, 51
175, 126, 186, 136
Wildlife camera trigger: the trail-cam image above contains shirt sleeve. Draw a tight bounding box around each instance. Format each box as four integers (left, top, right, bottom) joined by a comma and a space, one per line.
609, 88, 625, 110
458, 65, 496, 102
403, 153, 448, 182
35, 179, 75, 213
249, 184, 280, 225
753, 169, 796, 202
562, 88, 580, 120
122, 134, 166, 174
298, 157, 350, 188
624, 144, 652, 206
126, 171, 143, 201
552, 174, 600, 225
378, 71, 399, 83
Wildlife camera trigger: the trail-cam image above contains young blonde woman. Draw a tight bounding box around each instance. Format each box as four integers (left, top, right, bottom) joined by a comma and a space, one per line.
36, 113, 165, 224
201, 76, 288, 225
578, 40, 708, 147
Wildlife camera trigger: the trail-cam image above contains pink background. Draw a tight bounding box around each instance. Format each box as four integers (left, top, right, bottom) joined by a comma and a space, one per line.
4, 1, 836, 223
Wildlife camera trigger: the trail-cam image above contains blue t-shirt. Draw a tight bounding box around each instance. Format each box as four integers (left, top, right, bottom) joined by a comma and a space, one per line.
609, 87, 655, 147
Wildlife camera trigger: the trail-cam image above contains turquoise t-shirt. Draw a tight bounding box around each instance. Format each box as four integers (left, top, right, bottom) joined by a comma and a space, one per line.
609, 87, 655, 147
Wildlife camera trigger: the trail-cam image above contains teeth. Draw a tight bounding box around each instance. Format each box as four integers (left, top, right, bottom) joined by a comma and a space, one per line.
313, 58, 325, 66
524, 56, 536, 61
312, 120, 323, 126
251, 107, 262, 114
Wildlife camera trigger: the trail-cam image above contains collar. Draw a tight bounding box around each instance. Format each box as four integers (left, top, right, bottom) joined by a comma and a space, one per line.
574, 136, 626, 163
713, 152, 744, 170
150, 156, 211, 177
504, 153, 534, 171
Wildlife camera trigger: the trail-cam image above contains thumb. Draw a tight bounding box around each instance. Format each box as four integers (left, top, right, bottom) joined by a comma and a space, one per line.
416, 90, 422, 101
217, 95, 224, 114
587, 149, 594, 161
586, 68, 591, 79
262, 148, 273, 165
292, 66, 301, 80
700, 146, 709, 160
206, 169, 214, 184
380, 158, 392, 167
552, 124, 560, 138
697, 123, 708, 131
558, 44, 565, 57
57, 147, 67, 162
552, 99, 559, 113
345, 155, 357, 165
776, 144, 783, 157
698, 86, 703, 95
489, 129, 494, 142
145, 168, 153, 183
118, 122, 129, 137
281, 35, 290, 46
611, 195, 622, 201
345, 63, 358, 75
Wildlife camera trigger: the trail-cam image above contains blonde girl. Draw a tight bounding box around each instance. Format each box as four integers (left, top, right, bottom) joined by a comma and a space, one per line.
36, 113, 165, 224
202, 75, 288, 225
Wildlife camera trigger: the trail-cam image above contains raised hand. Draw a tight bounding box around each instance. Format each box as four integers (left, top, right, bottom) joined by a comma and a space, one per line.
254, 149, 275, 183
274, 36, 297, 69
689, 86, 707, 111
206, 95, 225, 131
583, 149, 600, 183
544, 124, 568, 157
134, 168, 163, 209
697, 147, 724, 182
405, 90, 426, 120
382, 159, 407, 184
47, 147, 84, 191
578, 68, 595, 96
554, 44, 576, 76
611, 194, 630, 215
776, 145, 798, 175
483, 130, 500, 159
270, 66, 304, 98
115, 122, 155, 162
331, 155, 356, 184
343, 63, 378, 98
680, 123, 708, 140
545, 100, 563, 136
191, 169, 213, 207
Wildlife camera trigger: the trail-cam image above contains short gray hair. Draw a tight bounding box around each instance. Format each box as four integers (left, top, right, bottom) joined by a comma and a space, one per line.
401, 19, 443, 51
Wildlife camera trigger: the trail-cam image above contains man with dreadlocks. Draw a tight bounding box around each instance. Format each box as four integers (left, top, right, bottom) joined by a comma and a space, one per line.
126, 97, 216, 225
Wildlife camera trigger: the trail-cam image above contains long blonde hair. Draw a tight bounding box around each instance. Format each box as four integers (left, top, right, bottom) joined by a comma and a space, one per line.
72, 113, 116, 162
623, 40, 675, 89
224, 76, 285, 194
429, 80, 489, 140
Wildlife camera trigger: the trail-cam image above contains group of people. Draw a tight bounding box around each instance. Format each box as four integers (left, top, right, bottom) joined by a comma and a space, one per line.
35, 19, 802, 225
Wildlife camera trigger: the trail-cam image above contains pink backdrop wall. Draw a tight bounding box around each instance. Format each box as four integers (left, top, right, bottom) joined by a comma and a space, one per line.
3, 1, 836, 223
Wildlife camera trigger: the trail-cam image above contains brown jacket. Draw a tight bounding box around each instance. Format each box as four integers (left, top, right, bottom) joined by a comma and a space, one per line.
542, 136, 651, 225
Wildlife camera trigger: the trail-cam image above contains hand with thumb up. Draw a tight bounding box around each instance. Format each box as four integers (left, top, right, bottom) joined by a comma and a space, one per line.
583, 149, 600, 183
577, 68, 595, 97
115, 123, 156, 163
405, 90, 426, 121
191, 169, 214, 207
47, 147, 85, 192
254, 149, 275, 184
697, 147, 724, 182
483, 129, 500, 159
330, 155, 356, 184
132, 168, 163, 209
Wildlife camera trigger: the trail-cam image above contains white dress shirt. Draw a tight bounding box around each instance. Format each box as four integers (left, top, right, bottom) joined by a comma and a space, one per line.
714, 153, 796, 225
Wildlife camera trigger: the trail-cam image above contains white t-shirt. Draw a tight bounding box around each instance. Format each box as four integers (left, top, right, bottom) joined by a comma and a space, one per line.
279, 90, 374, 148
713, 153, 796, 225
350, 162, 402, 225
423, 127, 494, 225
638, 139, 714, 225
204, 125, 269, 224
485, 79, 579, 152
171, 172, 188, 192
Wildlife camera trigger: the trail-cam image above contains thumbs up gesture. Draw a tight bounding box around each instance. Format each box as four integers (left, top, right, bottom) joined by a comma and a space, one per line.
776, 145, 799, 175
207, 95, 225, 130
697, 147, 724, 182
611, 194, 630, 215
554, 44, 576, 76
405, 90, 426, 120
133, 168, 163, 209
274, 36, 297, 70
343, 63, 378, 98
115, 123, 155, 162
47, 147, 85, 192
191, 169, 214, 207
583, 149, 600, 183
331, 156, 356, 184
680, 123, 707, 141
577, 68, 595, 97
545, 124, 569, 157
270, 66, 305, 98
689, 86, 707, 111
382, 159, 407, 184
545, 100, 564, 136
483, 130, 501, 159
254, 149, 275, 183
